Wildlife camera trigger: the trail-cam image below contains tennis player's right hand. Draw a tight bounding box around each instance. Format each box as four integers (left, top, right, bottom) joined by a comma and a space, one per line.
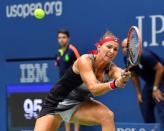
115, 78, 126, 88
121, 70, 131, 82
115, 70, 131, 88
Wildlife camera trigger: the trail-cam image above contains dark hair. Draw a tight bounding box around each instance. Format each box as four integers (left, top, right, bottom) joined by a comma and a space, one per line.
57, 29, 70, 38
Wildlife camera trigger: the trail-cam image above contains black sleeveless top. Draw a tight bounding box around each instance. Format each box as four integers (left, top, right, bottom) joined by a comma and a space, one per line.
49, 67, 83, 101
41, 54, 112, 112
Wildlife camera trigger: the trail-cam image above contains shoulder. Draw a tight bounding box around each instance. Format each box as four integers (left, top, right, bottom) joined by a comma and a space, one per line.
73, 54, 93, 74
76, 54, 93, 69
77, 54, 92, 64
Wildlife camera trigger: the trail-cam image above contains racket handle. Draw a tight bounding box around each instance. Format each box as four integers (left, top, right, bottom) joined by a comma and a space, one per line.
125, 65, 133, 72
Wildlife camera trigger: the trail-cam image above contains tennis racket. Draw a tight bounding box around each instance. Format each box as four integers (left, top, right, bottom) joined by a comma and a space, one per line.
126, 26, 142, 70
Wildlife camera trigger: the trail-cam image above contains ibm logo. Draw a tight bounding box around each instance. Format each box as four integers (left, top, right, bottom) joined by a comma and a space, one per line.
20, 63, 49, 83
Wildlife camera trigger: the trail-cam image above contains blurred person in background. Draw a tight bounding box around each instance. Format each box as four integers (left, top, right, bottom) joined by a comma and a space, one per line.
122, 38, 164, 130
54, 29, 80, 131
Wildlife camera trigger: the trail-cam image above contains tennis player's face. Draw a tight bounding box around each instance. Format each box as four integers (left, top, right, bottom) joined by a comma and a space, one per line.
57, 33, 70, 47
98, 41, 119, 62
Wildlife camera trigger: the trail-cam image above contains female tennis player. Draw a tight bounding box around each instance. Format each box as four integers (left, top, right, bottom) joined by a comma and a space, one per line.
34, 31, 131, 131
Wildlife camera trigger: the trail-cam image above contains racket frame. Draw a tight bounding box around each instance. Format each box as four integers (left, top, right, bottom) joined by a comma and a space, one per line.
126, 26, 142, 69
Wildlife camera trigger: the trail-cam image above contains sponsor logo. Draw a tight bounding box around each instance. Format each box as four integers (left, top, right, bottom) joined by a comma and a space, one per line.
136, 15, 164, 47
6, 1, 63, 19
20, 63, 49, 83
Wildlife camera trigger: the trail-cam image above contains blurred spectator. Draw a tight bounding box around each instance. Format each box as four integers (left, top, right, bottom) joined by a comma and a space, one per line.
54, 28, 80, 131
122, 38, 164, 130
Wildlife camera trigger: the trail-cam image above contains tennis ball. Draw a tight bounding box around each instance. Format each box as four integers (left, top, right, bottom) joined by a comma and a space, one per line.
34, 9, 45, 19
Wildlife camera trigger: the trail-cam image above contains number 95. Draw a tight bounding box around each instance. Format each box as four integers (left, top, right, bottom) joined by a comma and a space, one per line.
23, 99, 42, 119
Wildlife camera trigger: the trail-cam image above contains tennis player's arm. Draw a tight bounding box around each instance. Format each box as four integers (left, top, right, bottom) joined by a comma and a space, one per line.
77, 56, 113, 96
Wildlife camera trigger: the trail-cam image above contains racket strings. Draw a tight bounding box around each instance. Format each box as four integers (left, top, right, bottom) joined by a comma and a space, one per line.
129, 31, 139, 65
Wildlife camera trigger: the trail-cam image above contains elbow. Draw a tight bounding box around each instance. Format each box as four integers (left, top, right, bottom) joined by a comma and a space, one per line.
88, 85, 100, 96
89, 85, 103, 96
91, 92, 100, 97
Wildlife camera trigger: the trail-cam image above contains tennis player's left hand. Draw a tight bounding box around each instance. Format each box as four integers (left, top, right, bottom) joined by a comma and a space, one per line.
153, 89, 164, 102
